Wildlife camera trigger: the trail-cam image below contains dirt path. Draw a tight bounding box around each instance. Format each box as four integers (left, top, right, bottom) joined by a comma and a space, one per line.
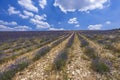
65, 34, 96, 80
12, 35, 72, 80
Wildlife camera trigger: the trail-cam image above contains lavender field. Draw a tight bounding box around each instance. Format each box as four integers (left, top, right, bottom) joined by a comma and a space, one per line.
0, 30, 120, 80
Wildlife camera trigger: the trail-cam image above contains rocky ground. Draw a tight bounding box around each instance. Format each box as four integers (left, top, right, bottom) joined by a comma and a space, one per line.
10, 34, 120, 80
65, 34, 96, 80
81, 34, 120, 80
12, 35, 71, 80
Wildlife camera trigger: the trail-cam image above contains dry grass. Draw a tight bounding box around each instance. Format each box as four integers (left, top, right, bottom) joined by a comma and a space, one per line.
114, 43, 120, 52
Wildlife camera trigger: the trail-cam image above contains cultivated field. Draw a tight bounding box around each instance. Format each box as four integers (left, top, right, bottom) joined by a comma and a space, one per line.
0, 30, 120, 80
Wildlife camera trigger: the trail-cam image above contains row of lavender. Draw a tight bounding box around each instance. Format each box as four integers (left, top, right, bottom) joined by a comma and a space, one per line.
77, 30, 120, 79
79, 30, 120, 57
0, 31, 72, 80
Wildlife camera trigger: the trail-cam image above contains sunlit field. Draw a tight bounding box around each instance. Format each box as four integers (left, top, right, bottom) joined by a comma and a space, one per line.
0, 0, 120, 79
0, 30, 119, 80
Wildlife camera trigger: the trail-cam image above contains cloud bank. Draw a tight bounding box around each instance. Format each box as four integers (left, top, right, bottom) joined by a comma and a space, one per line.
18, 0, 38, 12
0, 20, 31, 31
88, 24, 102, 30
54, 0, 109, 13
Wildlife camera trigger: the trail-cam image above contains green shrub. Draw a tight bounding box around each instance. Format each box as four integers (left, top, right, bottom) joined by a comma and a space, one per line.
0, 61, 29, 80
33, 46, 50, 61
66, 34, 74, 48
92, 59, 110, 74
104, 44, 113, 50
53, 50, 67, 70
84, 46, 97, 59
80, 40, 89, 47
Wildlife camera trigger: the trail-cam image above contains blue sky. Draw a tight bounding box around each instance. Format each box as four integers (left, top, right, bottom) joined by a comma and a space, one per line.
0, 0, 120, 31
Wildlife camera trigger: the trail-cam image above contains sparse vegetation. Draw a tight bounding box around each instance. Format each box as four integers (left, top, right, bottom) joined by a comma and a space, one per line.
33, 46, 51, 61
0, 59, 30, 80
92, 59, 110, 73
0, 30, 119, 80
53, 50, 68, 70
83, 46, 97, 59
52, 34, 74, 71
78, 34, 110, 74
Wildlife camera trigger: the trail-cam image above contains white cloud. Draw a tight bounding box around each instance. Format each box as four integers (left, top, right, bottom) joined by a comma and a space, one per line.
54, 0, 109, 13
0, 25, 13, 31
88, 24, 102, 30
106, 21, 111, 24
75, 24, 80, 27
19, 10, 34, 19
68, 17, 80, 28
14, 25, 32, 31
68, 17, 78, 24
0, 20, 17, 26
0, 25, 31, 31
23, 10, 34, 17
0, 20, 31, 31
19, 14, 29, 19
30, 14, 50, 29
34, 14, 46, 21
36, 21, 50, 29
49, 27, 64, 31
8, 6, 20, 15
18, 0, 38, 12
39, 0, 47, 9
0, 25, 8, 29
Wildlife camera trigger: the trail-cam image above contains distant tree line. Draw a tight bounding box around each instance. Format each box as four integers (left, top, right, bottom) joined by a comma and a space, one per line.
112, 28, 120, 30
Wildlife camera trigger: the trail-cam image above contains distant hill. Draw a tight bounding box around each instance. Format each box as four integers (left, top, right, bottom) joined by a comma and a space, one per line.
112, 28, 120, 31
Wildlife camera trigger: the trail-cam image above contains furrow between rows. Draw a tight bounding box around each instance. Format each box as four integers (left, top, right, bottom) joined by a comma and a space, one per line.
12, 34, 71, 80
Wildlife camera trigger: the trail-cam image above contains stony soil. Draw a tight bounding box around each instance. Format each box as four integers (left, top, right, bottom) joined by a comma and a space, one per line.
12, 35, 71, 80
